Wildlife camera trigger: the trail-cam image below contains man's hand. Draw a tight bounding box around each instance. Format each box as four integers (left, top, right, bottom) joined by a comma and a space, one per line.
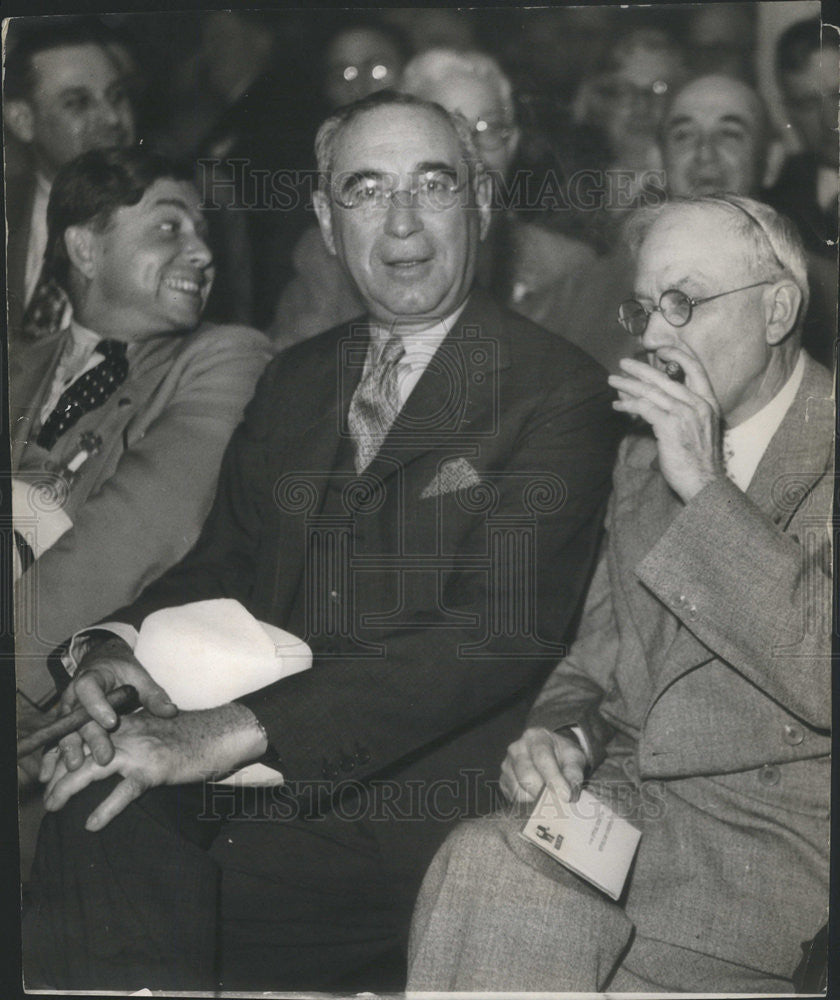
40, 635, 177, 784
42, 703, 269, 830
609, 347, 725, 503
500, 726, 586, 805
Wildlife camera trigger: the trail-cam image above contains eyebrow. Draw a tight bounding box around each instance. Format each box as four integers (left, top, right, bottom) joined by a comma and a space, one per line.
152, 198, 196, 212
665, 113, 750, 130
633, 272, 710, 299
57, 86, 94, 99
415, 161, 458, 175
151, 198, 208, 230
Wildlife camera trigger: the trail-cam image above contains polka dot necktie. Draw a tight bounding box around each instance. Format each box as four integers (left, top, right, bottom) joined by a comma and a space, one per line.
36, 339, 129, 452
347, 335, 406, 473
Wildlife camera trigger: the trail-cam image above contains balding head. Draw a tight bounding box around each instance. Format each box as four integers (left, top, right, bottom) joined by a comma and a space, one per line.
659, 74, 771, 198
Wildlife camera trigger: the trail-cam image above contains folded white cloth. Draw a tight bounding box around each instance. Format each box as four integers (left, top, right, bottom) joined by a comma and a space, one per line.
133, 599, 312, 785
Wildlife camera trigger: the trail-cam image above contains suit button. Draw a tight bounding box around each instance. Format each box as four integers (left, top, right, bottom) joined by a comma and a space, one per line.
686, 604, 698, 620
758, 764, 781, 786
783, 723, 805, 746
672, 593, 687, 608
354, 743, 371, 765
339, 751, 356, 773
329, 589, 340, 601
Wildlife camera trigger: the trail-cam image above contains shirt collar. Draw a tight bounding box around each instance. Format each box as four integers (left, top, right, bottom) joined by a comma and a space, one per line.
69, 317, 103, 352
368, 299, 469, 360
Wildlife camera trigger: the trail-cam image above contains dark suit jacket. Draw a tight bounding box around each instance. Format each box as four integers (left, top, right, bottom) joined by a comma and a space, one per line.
12, 322, 271, 704
111, 290, 621, 898
5, 170, 37, 338
528, 353, 833, 978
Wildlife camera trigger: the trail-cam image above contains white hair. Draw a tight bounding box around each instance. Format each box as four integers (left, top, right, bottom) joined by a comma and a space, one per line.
625, 194, 810, 328
400, 47, 516, 124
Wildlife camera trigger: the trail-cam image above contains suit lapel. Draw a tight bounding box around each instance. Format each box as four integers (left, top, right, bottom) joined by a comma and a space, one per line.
9, 329, 68, 465
740, 354, 834, 528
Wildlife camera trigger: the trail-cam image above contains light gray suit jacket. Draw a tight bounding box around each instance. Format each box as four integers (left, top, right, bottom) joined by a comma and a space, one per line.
527, 352, 833, 979
11, 322, 271, 704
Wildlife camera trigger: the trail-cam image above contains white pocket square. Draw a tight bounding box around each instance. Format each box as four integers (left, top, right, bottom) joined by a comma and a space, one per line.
420, 457, 481, 498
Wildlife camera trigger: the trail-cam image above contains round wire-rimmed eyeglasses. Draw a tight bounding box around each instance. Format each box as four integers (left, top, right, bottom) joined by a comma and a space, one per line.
618, 281, 776, 337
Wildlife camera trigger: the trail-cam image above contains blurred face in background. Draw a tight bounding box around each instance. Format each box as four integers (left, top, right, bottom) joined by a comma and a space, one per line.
661, 75, 766, 197
582, 32, 686, 160
403, 69, 519, 177
8, 43, 135, 180
780, 48, 839, 168
324, 28, 405, 109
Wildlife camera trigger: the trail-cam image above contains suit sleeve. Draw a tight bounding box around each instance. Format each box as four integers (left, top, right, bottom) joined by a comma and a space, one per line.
635, 474, 833, 730
237, 356, 621, 783
14, 328, 271, 704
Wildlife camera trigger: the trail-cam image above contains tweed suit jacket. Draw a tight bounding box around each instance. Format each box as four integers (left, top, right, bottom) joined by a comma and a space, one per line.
527, 352, 834, 979
107, 290, 621, 894
12, 321, 271, 704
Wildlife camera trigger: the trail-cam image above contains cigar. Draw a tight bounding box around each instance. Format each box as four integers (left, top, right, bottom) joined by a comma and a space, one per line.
17, 685, 139, 760
664, 361, 685, 383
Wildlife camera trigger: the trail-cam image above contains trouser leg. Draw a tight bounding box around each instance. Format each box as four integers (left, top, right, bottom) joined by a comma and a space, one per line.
22, 777, 220, 992
407, 812, 634, 992
208, 795, 402, 991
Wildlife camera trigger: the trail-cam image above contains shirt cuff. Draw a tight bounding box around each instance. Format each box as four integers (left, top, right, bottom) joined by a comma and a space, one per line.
555, 723, 594, 770
62, 622, 140, 677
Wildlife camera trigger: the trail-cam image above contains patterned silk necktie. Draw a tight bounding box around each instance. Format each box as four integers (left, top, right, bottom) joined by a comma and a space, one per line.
21, 273, 70, 340
36, 339, 129, 451
347, 334, 406, 473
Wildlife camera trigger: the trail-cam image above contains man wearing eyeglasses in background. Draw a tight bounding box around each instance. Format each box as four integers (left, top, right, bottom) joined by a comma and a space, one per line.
408, 194, 832, 993
556, 72, 837, 374
23, 91, 618, 992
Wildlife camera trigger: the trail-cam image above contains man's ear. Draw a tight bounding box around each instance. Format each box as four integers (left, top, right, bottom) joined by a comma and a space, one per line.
764, 279, 803, 345
312, 189, 337, 257
474, 172, 493, 240
63, 225, 98, 280
5, 99, 36, 144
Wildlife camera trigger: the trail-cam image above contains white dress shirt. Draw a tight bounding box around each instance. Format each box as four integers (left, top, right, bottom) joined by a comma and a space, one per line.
722, 351, 804, 492
366, 300, 468, 410
38, 319, 108, 427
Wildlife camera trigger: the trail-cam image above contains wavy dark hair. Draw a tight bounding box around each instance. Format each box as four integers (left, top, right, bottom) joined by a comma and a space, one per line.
45, 146, 195, 290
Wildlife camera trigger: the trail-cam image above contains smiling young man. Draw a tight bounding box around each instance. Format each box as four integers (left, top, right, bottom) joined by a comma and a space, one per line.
4, 19, 138, 335
11, 147, 271, 712
22, 92, 619, 992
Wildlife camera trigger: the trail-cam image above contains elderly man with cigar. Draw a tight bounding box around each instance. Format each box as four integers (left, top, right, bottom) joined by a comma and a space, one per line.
408, 195, 833, 993
22, 92, 618, 992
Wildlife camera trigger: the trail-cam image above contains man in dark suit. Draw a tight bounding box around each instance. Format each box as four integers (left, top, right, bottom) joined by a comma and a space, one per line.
23, 92, 619, 992
4, 19, 136, 338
